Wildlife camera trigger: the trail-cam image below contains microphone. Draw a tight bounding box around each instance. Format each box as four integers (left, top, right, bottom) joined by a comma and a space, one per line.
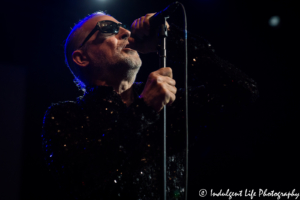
128, 2, 180, 53
149, 1, 180, 29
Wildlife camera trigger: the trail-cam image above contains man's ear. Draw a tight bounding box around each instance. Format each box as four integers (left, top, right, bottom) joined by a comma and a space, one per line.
72, 50, 89, 67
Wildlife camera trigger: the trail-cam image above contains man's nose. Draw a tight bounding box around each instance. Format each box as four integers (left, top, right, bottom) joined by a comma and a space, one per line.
119, 27, 131, 39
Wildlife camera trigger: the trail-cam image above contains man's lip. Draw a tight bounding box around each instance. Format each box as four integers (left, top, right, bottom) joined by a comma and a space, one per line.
124, 43, 130, 49
123, 48, 133, 51
121, 43, 134, 51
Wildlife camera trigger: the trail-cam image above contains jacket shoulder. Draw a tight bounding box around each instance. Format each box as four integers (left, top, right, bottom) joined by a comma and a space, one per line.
42, 101, 79, 127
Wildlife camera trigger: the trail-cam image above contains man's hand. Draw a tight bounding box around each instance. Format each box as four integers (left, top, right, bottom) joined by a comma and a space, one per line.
140, 67, 176, 112
129, 13, 170, 54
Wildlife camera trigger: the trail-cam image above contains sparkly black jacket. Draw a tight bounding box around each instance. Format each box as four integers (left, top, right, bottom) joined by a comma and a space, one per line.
42, 25, 258, 200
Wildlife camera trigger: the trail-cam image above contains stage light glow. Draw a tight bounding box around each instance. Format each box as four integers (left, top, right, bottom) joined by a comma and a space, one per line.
269, 16, 280, 27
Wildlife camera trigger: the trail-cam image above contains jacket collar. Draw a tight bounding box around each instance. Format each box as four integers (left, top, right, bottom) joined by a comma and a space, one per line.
77, 82, 144, 107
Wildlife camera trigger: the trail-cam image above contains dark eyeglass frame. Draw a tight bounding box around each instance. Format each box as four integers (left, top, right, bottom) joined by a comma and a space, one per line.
78, 20, 126, 49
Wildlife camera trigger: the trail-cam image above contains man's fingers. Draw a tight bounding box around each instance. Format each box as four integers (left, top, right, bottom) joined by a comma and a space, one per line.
160, 83, 176, 105
131, 19, 137, 35
139, 16, 148, 36
135, 18, 143, 39
131, 13, 156, 39
142, 17, 150, 36
156, 67, 173, 78
140, 65, 176, 112
136, 18, 140, 29
166, 76, 176, 86
166, 21, 170, 30
157, 76, 176, 86
145, 13, 156, 28
149, 72, 175, 86
129, 12, 169, 54
161, 83, 177, 97
131, 18, 142, 39
167, 84, 177, 94
166, 91, 176, 106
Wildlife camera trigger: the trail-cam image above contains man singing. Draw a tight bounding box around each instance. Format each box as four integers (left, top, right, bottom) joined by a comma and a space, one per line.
42, 11, 258, 200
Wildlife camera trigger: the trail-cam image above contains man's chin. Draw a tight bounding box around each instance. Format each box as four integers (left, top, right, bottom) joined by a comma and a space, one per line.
121, 55, 142, 70
121, 51, 141, 67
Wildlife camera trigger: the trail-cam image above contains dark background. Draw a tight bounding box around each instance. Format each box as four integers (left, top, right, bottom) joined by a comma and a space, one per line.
0, 0, 299, 199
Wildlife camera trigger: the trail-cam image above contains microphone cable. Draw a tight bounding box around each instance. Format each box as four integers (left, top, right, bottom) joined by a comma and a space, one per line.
178, 3, 189, 200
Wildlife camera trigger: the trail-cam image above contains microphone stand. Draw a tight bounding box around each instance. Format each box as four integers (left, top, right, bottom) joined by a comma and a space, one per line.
157, 17, 169, 200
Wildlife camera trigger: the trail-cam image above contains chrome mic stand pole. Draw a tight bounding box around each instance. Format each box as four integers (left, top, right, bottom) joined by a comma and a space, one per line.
157, 17, 169, 200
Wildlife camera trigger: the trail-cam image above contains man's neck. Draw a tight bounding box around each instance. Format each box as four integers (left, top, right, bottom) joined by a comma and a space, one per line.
93, 79, 135, 107
118, 83, 134, 107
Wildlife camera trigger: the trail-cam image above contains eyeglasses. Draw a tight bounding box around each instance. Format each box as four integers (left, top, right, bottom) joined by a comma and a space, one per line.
78, 20, 127, 48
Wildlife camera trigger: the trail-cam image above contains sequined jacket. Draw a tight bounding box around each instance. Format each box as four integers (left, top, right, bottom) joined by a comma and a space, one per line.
42, 25, 258, 200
